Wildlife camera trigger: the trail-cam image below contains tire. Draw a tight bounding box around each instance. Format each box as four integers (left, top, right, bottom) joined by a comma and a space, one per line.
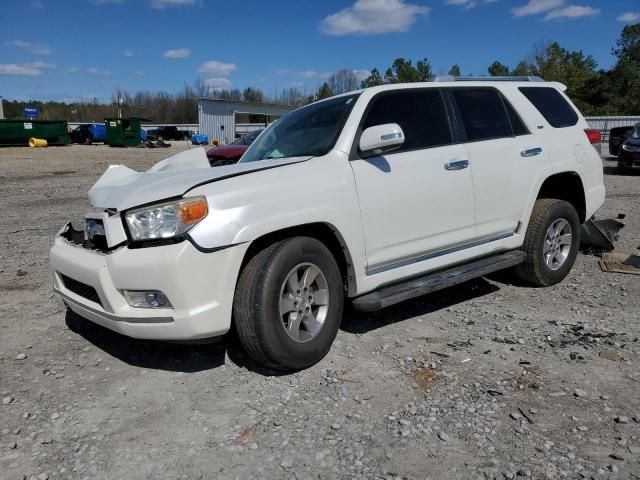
84, 135, 93, 145
515, 199, 580, 287
233, 237, 344, 370
617, 162, 629, 175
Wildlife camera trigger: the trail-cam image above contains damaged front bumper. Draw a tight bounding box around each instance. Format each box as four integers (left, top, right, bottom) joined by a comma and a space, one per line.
50, 226, 248, 340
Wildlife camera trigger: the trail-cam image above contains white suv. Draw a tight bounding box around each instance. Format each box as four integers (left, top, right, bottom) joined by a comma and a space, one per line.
50, 77, 605, 370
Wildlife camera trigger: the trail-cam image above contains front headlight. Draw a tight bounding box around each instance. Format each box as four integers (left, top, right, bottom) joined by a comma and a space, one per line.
125, 196, 208, 241
622, 144, 631, 152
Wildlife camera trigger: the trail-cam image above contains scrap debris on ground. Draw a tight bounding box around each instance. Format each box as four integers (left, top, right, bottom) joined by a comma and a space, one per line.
0, 145, 639, 480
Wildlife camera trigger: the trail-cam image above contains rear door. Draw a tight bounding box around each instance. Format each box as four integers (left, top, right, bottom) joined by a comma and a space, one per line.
449, 87, 545, 238
350, 88, 476, 274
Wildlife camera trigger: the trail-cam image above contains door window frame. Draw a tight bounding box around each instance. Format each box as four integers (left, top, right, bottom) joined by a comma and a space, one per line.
349, 87, 460, 160
445, 86, 531, 144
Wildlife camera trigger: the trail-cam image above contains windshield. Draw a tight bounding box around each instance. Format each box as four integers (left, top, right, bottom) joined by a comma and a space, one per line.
240, 94, 359, 162
232, 129, 261, 145
631, 124, 640, 140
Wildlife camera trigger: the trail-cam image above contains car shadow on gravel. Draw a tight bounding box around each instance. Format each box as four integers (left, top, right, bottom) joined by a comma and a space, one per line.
341, 277, 500, 334
65, 310, 227, 373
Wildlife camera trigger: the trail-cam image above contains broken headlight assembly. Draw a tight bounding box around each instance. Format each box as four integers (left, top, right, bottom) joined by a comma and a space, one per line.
124, 196, 208, 242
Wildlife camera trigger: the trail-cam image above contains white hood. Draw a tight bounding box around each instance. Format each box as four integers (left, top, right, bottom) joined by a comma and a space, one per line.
88, 147, 310, 211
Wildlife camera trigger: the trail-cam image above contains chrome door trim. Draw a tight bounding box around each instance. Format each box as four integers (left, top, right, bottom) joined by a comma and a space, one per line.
521, 147, 542, 157
366, 231, 515, 276
444, 159, 470, 170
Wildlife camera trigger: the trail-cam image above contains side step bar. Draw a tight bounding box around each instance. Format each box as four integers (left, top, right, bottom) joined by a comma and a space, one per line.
352, 250, 526, 312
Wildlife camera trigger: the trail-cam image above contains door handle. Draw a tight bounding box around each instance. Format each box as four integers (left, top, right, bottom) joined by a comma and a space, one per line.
444, 159, 469, 171
521, 147, 542, 157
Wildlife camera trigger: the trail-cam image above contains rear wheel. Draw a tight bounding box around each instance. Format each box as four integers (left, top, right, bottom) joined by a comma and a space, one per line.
515, 199, 580, 287
233, 237, 344, 370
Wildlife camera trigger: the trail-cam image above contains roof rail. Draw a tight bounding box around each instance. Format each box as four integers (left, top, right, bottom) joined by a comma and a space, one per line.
430, 75, 545, 82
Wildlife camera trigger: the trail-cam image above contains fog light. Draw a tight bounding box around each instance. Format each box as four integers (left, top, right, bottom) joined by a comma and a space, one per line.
123, 290, 172, 309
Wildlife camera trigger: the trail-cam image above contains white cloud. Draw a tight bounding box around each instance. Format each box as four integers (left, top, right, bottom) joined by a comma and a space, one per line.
511, 0, 564, 17
352, 69, 372, 81
123, 49, 134, 57
320, 0, 429, 36
302, 70, 333, 79
150, 0, 196, 8
164, 48, 190, 59
544, 5, 600, 20
30, 0, 44, 9
445, 0, 497, 9
5, 40, 52, 55
198, 60, 237, 76
0, 61, 54, 76
203, 77, 232, 90
94, 0, 124, 4
87, 67, 111, 77
68, 66, 80, 73
618, 12, 640, 23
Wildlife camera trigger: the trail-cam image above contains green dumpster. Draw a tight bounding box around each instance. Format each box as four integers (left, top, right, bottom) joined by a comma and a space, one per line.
0, 120, 69, 146
105, 117, 143, 147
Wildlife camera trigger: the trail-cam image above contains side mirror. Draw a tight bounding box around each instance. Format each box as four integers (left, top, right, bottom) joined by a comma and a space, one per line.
358, 123, 404, 158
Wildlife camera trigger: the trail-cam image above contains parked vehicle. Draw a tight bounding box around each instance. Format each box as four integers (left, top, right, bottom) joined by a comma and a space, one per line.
206, 129, 262, 166
50, 77, 605, 370
146, 126, 188, 141
617, 123, 640, 173
609, 125, 634, 157
69, 124, 107, 144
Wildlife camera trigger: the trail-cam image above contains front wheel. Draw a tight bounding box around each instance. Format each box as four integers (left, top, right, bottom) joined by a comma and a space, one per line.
233, 237, 344, 370
515, 199, 580, 287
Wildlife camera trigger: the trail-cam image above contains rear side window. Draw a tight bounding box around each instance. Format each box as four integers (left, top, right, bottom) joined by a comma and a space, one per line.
452, 88, 512, 141
519, 87, 578, 128
362, 89, 452, 152
504, 99, 529, 136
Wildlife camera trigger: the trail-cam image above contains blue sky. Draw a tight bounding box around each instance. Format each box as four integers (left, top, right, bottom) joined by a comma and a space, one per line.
1, 0, 638, 103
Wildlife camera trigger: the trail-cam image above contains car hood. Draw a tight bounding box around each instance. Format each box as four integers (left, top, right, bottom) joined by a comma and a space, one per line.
206, 144, 248, 158
88, 147, 310, 211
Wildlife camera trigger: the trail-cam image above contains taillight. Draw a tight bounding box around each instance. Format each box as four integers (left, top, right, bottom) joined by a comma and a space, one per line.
584, 128, 601, 144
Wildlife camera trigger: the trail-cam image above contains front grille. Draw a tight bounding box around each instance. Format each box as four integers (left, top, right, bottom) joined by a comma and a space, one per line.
60, 274, 102, 306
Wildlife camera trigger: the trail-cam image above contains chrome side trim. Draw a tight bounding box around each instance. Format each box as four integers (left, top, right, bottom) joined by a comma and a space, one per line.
366, 231, 515, 276
56, 288, 174, 324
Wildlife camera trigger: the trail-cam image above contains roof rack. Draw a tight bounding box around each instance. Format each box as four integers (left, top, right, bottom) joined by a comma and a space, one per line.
430, 75, 545, 82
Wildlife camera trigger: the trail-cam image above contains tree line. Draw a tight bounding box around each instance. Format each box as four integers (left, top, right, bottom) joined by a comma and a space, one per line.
2, 24, 637, 123
352, 23, 639, 116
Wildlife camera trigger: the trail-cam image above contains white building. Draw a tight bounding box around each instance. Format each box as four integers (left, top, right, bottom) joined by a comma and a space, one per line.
197, 99, 295, 145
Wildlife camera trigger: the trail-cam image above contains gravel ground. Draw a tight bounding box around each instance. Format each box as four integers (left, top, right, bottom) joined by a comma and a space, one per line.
1, 143, 639, 480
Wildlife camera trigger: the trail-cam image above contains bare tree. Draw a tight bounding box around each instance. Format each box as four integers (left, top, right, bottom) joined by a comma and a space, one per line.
328, 69, 358, 94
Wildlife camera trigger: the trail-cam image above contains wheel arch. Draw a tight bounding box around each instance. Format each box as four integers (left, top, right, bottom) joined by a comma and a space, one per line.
239, 222, 358, 297
536, 171, 587, 223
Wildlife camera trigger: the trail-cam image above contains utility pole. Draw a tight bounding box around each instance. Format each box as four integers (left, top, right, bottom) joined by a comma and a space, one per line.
0, 96, 4, 120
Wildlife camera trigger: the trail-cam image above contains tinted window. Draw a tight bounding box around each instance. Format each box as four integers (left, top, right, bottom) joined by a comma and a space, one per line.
452, 88, 512, 141
519, 87, 578, 128
504, 98, 529, 136
362, 89, 452, 152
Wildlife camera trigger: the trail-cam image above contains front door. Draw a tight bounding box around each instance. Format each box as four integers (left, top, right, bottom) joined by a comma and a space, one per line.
350, 88, 477, 274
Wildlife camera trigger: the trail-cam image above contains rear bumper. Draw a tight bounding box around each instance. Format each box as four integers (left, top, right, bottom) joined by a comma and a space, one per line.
618, 150, 640, 168
50, 237, 248, 340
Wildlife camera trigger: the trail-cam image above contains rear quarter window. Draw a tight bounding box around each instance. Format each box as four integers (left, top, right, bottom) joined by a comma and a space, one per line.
519, 87, 578, 128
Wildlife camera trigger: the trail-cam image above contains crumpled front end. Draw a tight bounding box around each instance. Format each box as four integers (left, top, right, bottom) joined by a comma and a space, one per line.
50, 209, 248, 340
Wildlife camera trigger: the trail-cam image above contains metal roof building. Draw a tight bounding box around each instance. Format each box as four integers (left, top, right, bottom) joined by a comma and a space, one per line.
197, 99, 295, 145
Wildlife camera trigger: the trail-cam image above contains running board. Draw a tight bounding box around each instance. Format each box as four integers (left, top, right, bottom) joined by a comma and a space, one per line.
352, 250, 526, 312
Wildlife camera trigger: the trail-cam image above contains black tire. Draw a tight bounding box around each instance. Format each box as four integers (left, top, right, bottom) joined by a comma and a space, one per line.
84, 135, 93, 145
233, 237, 344, 370
515, 199, 580, 287
617, 162, 629, 175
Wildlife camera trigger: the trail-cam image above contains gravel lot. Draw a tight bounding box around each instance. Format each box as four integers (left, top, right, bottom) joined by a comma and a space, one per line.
1, 143, 639, 480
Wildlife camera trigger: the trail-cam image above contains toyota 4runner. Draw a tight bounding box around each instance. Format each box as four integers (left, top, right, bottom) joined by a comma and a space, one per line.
50, 77, 605, 370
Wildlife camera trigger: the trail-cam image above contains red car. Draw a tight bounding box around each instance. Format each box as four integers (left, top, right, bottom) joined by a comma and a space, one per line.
207, 130, 262, 166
